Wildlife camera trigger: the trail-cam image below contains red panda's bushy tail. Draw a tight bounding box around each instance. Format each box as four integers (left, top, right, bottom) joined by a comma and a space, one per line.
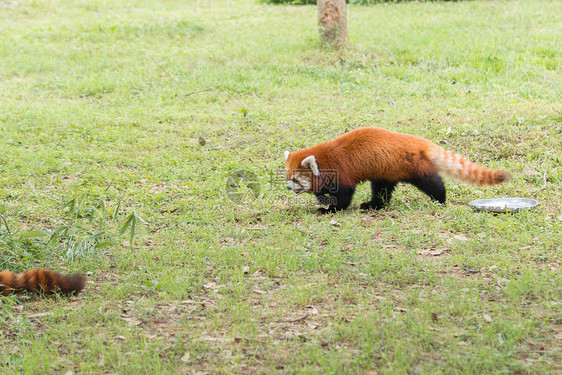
0, 269, 85, 296
426, 145, 510, 186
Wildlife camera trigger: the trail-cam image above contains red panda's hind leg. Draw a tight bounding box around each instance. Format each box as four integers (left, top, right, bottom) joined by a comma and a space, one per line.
316, 186, 356, 214
407, 173, 446, 204
360, 180, 397, 210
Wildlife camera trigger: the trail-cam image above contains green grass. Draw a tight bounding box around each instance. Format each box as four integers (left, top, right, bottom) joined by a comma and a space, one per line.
1, 0, 561, 373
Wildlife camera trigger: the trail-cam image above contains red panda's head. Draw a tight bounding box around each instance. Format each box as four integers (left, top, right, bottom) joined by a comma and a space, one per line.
284, 151, 321, 194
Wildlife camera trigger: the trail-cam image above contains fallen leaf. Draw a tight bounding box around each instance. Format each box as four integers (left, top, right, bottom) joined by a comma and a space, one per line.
200, 336, 232, 343
149, 183, 169, 194
496, 277, 510, 286
253, 289, 267, 295
464, 268, 480, 274
245, 225, 267, 230
242, 266, 250, 274
417, 248, 448, 257
431, 312, 438, 322
329, 220, 341, 227
203, 282, 219, 289
274, 314, 309, 324
360, 217, 374, 227
483, 313, 492, 323
523, 169, 541, 176
121, 316, 142, 326
527, 340, 545, 349
497, 333, 504, 344
221, 237, 235, 245
453, 234, 469, 241
180, 352, 191, 363
306, 305, 319, 316
252, 270, 266, 279
27, 312, 52, 318
307, 321, 319, 329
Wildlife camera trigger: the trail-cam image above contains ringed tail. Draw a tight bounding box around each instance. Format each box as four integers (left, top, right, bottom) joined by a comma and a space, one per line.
427, 145, 510, 186
0, 269, 85, 296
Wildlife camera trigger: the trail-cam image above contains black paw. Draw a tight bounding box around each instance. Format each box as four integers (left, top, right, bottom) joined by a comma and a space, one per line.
318, 207, 337, 214
359, 201, 384, 211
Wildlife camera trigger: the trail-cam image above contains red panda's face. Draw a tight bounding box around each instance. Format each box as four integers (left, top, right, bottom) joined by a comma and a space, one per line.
284, 152, 320, 194
286, 169, 313, 194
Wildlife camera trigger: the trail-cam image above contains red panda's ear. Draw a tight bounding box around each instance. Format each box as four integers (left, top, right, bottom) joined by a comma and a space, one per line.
284, 151, 290, 161
301, 155, 320, 177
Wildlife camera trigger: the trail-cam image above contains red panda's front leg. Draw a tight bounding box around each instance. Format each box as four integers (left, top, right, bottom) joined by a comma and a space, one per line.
315, 186, 356, 214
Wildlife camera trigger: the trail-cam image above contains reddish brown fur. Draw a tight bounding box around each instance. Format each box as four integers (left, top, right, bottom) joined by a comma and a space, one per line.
286, 127, 510, 193
0, 269, 85, 296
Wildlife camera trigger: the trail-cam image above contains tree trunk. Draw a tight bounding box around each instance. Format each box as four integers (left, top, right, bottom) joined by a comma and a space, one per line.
317, 0, 348, 49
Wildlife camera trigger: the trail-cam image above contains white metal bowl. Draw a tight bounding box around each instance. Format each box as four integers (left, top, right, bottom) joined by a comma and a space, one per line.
469, 198, 538, 213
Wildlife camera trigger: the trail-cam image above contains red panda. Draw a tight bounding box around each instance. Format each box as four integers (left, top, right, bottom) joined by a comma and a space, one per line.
0, 269, 85, 296
284, 127, 510, 213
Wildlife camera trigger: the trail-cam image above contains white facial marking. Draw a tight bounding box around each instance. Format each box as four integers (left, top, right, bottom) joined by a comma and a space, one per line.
286, 175, 311, 194
301, 155, 320, 177
284, 151, 290, 161
287, 180, 297, 190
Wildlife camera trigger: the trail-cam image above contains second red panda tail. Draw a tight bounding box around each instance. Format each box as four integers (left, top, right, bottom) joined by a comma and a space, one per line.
0, 269, 85, 296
